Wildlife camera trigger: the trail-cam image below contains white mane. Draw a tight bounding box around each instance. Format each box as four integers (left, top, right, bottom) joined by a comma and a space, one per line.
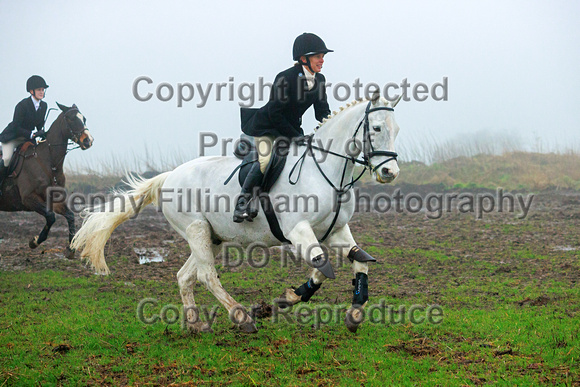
315, 97, 393, 130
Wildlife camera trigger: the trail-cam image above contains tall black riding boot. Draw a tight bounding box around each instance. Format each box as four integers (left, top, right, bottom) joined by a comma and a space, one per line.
233, 162, 264, 223
0, 162, 8, 197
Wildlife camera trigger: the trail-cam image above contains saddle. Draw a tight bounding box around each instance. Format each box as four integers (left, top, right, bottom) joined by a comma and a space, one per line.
226, 136, 290, 242
1, 140, 36, 178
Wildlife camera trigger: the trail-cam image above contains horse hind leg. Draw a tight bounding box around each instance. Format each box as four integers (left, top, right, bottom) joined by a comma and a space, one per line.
179, 219, 257, 334
177, 251, 214, 334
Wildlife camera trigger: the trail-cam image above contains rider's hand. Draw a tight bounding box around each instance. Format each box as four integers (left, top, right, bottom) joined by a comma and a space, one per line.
34, 130, 47, 139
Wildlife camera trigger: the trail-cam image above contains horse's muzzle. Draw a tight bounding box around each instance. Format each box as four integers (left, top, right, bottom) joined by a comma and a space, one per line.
376, 166, 399, 184
79, 130, 94, 150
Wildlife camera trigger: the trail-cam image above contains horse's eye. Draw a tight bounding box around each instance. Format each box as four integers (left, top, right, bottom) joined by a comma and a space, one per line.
373, 126, 381, 132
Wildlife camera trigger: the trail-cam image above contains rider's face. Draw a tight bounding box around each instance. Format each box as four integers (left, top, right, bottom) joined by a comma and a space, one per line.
302, 53, 325, 73
30, 88, 45, 100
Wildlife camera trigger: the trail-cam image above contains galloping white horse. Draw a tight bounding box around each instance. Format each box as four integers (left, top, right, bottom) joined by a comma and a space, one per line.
72, 93, 401, 333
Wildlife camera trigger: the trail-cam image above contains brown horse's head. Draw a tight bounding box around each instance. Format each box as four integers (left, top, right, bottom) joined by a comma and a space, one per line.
56, 102, 94, 150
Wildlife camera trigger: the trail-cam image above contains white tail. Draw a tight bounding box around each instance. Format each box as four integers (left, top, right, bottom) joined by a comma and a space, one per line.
71, 172, 171, 274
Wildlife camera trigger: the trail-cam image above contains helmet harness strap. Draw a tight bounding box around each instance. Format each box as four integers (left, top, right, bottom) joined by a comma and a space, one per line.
299, 55, 316, 75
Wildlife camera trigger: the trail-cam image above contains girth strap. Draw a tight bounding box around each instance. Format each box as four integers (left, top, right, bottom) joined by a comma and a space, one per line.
258, 193, 290, 243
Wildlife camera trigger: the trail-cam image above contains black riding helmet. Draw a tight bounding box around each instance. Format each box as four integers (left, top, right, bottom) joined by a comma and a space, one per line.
292, 33, 333, 64
26, 75, 49, 92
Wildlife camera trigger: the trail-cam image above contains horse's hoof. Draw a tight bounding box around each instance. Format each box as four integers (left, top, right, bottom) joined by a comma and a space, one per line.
29, 236, 39, 249
229, 306, 258, 333
187, 321, 214, 334
345, 317, 360, 333
239, 321, 258, 334
344, 306, 365, 334
275, 288, 301, 308
65, 247, 76, 260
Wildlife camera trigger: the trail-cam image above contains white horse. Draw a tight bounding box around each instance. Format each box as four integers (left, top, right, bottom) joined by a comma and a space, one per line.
72, 93, 401, 333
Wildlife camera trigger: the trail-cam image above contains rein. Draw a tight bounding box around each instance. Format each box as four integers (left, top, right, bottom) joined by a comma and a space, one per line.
289, 101, 398, 242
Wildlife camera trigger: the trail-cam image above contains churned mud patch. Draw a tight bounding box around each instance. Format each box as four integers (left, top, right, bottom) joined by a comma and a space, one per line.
0, 190, 578, 292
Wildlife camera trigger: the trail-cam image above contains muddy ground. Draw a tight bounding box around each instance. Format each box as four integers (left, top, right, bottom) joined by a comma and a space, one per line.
1, 188, 578, 301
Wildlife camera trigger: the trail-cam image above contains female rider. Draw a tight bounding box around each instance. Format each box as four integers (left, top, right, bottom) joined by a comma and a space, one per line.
0, 75, 49, 190
234, 33, 333, 222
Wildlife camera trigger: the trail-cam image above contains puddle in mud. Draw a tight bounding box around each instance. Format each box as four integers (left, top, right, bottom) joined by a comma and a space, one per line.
134, 247, 167, 264
553, 246, 578, 251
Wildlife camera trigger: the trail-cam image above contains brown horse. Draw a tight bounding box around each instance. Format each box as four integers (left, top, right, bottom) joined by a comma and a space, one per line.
0, 103, 94, 258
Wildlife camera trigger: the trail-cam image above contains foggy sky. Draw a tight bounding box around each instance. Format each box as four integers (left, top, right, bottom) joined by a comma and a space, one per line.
1, 0, 578, 169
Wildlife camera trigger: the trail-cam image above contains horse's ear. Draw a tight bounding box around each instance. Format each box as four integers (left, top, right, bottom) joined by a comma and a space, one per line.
392, 94, 403, 108
371, 89, 380, 104
72, 104, 77, 109
57, 102, 70, 112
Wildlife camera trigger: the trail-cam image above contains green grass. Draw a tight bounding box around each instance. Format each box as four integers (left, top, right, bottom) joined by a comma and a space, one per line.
1, 264, 578, 386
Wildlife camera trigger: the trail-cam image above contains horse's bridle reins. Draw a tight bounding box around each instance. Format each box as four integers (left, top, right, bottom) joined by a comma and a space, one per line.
289, 101, 399, 241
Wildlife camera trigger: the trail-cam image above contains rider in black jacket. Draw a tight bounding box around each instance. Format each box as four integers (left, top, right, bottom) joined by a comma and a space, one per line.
0, 75, 49, 190
234, 33, 333, 222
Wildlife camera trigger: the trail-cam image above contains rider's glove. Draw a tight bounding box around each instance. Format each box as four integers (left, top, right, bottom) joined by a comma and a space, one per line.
34, 130, 47, 139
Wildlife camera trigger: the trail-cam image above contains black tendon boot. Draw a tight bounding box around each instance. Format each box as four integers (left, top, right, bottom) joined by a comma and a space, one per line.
233, 162, 264, 223
294, 278, 321, 302
352, 273, 369, 307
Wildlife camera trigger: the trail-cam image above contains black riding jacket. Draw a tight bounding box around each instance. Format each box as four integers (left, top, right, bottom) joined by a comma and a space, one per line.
241, 64, 331, 139
0, 97, 47, 143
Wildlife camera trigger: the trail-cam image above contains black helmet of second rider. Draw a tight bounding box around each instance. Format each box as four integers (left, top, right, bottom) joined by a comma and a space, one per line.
26, 75, 49, 93
292, 33, 333, 73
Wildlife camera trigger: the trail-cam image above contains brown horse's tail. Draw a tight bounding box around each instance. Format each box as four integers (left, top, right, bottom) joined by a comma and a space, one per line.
71, 172, 171, 274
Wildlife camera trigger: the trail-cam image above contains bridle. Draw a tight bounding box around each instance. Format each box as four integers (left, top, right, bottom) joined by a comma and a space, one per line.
61, 107, 86, 145
42, 107, 86, 149
290, 101, 399, 188
35, 107, 86, 185
360, 102, 398, 174
289, 100, 399, 241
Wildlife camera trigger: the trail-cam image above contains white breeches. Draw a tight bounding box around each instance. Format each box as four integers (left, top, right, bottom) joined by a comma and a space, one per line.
1, 139, 26, 165
255, 135, 275, 174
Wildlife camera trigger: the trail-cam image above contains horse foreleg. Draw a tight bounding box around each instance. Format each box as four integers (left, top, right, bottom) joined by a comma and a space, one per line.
25, 198, 56, 249
325, 224, 372, 333
53, 203, 76, 259
278, 221, 335, 307
181, 219, 257, 333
